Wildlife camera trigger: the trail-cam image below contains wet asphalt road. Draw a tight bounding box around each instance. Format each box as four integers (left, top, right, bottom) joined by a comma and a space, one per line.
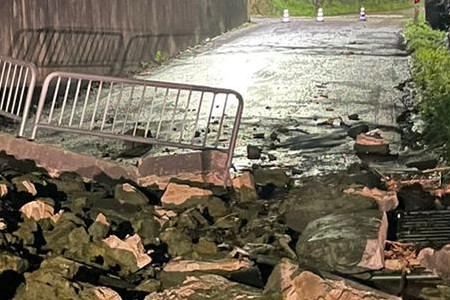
140, 14, 412, 176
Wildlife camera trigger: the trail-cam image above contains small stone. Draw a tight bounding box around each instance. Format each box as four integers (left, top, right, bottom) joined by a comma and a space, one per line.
193, 238, 218, 256
268, 154, 277, 161
264, 258, 299, 296
347, 123, 369, 139
20, 200, 58, 222
160, 228, 192, 257
269, 131, 278, 141
135, 279, 161, 293
161, 183, 213, 208
348, 113, 360, 120
247, 145, 262, 160
115, 183, 149, 206
0, 251, 29, 273
103, 234, 152, 269
232, 172, 258, 203
254, 168, 290, 188
88, 214, 110, 242
205, 197, 229, 218
354, 133, 389, 155
253, 133, 265, 139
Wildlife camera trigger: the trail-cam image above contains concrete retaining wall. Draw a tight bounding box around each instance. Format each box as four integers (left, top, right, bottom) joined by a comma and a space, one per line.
0, 0, 248, 83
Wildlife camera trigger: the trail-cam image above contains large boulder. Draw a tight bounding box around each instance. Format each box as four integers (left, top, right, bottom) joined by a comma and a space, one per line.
296, 210, 388, 274
281, 183, 377, 233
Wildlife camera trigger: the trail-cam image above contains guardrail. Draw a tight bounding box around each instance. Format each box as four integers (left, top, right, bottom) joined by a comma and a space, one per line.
31, 72, 243, 173
0, 55, 37, 137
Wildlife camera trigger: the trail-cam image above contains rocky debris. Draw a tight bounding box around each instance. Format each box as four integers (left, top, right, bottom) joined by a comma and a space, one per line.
20, 199, 62, 223
0, 182, 8, 197
264, 258, 299, 298
163, 258, 252, 273
115, 183, 149, 206
14, 256, 120, 300
344, 187, 399, 212
0, 251, 28, 273
347, 123, 369, 139
161, 182, 213, 208
420, 285, 450, 300
232, 172, 258, 203
281, 130, 348, 150
103, 234, 152, 269
405, 156, 439, 170
296, 210, 388, 274
421, 244, 450, 279
160, 228, 193, 257
247, 145, 262, 159
1, 149, 448, 298
283, 271, 400, 300
354, 131, 390, 155
348, 113, 360, 121
144, 274, 265, 300
384, 241, 423, 271
281, 174, 378, 233
253, 168, 291, 198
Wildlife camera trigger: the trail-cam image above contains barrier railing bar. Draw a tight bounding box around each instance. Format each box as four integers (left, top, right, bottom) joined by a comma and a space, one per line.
79, 80, 92, 128
133, 85, 147, 136
59, 78, 71, 126
111, 83, 124, 132
5, 65, 18, 112
48, 76, 61, 123
121, 85, 135, 134
203, 93, 217, 147
89, 81, 103, 130
155, 88, 170, 139
168, 89, 181, 141
69, 79, 82, 127
215, 94, 229, 147
191, 91, 204, 144
101, 82, 114, 131
11, 66, 24, 113
16, 68, 29, 116
144, 86, 157, 138
179, 90, 192, 143
1, 63, 12, 108
29, 71, 244, 175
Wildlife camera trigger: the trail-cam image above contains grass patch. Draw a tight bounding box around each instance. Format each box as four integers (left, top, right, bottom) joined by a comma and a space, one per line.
250, 0, 412, 16
405, 21, 450, 155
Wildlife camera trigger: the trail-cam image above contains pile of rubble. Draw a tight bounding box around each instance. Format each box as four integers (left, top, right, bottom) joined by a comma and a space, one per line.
1, 146, 450, 300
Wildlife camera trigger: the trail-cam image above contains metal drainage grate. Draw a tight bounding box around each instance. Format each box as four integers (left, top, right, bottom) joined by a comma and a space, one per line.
397, 210, 450, 248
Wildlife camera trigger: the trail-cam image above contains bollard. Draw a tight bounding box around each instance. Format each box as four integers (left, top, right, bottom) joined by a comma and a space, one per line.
282, 9, 290, 23
316, 8, 324, 22
359, 7, 366, 21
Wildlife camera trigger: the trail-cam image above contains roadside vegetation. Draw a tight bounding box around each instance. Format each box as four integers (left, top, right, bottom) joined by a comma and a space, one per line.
405, 21, 450, 156
250, 0, 412, 16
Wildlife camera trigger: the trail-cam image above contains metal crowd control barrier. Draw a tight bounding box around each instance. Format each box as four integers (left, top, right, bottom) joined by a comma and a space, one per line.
31, 72, 244, 172
0, 55, 37, 137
